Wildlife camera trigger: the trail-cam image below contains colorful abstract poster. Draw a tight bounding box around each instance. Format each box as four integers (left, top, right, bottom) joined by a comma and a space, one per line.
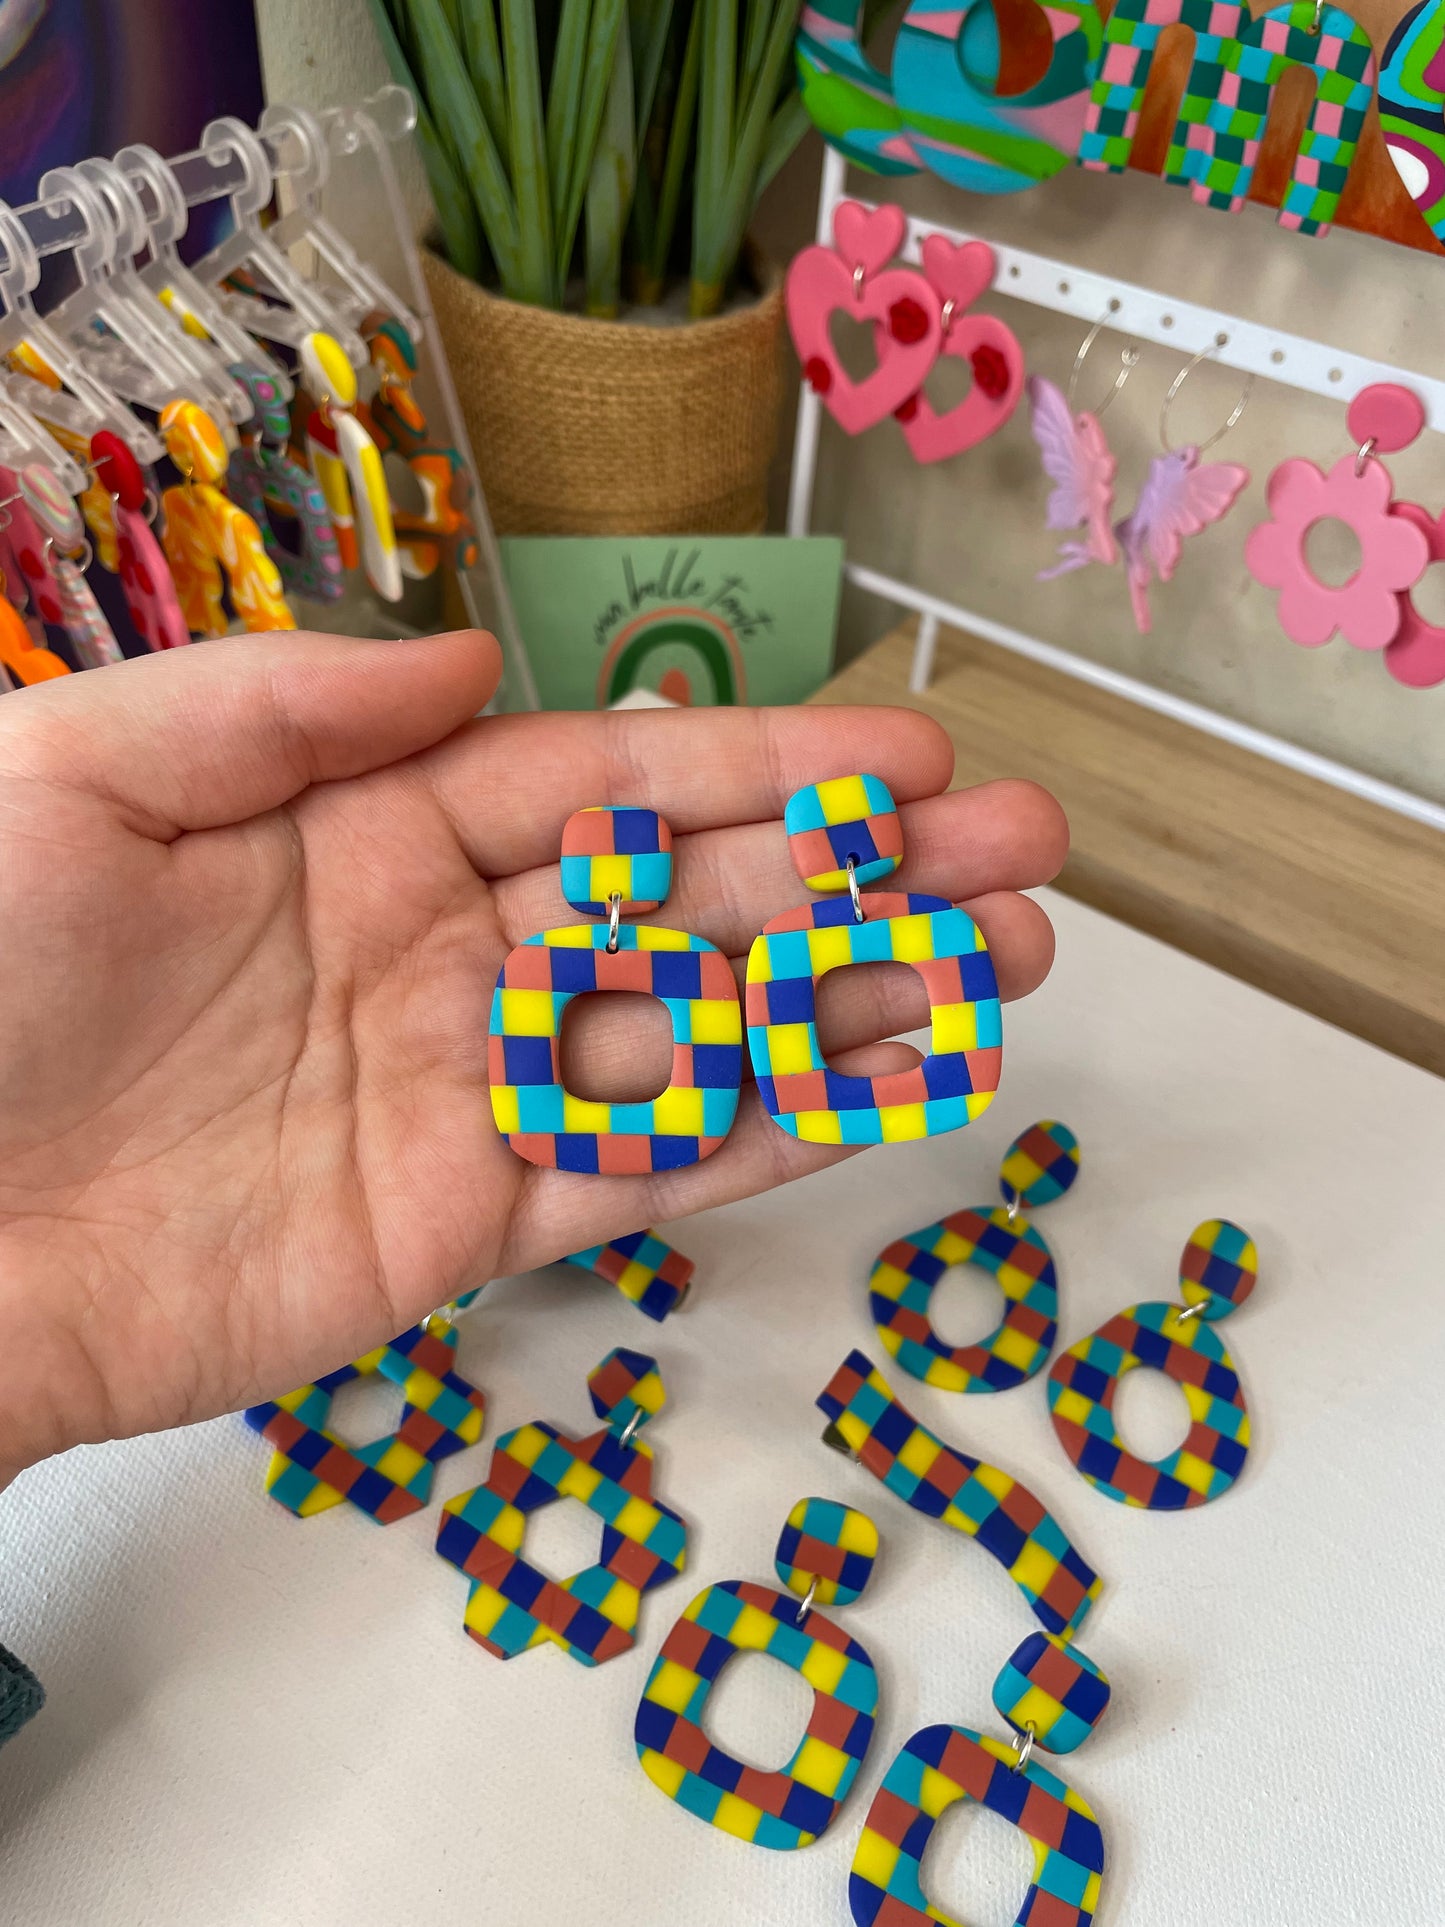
500, 536, 843, 709
0, 0, 264, 207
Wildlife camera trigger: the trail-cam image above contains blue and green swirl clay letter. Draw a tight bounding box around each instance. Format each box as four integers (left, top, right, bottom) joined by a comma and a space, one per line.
1380, 0, 1445, 242
891, 0, 1103, 194
796, 0, 923, 173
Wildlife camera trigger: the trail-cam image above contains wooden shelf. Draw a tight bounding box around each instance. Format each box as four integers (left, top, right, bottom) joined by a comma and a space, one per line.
811, 620, 1445, 1076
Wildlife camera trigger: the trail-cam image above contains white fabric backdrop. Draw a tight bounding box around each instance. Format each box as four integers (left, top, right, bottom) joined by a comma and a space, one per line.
2, 890, 1442, 1926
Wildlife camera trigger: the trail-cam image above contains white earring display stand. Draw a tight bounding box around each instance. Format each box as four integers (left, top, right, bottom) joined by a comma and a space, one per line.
787, 145, 1445, 835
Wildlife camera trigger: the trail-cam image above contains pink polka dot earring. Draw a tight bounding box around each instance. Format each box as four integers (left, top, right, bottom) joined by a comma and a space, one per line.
1246, 382, 1430, 653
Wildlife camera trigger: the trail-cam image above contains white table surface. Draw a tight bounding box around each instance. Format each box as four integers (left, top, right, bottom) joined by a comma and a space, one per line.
3, 890, 1443, 1927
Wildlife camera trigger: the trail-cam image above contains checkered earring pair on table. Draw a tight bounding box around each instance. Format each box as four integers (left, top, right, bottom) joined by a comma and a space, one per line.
867, 1116, 1261, 1511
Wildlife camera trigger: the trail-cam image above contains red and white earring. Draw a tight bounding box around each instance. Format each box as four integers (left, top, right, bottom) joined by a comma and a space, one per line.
786, 201, 942, 435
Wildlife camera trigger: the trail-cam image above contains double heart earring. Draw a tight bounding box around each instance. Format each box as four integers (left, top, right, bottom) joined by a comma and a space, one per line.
1246, 381, 1441, 684
785, 201, 1024, 462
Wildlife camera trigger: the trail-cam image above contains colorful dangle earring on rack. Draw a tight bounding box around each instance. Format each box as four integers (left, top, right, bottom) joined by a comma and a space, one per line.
1246, 381, 1430, 654
1028, 308, 1138, 577
299, 331, 402, 604
227, 365, 343, 604
746, 775, 1001, 1146
244, 1306, 486, 1523
1115, 340, 1251, 633
437, 1349, 687, 1664
894, 237, 1024, 464
0, 549, 68, 684
358, 312, 479, 580
849, 1636, 1109, 1927
1048, 1219, 1257, 1509
90, 431, 189, 652
786, 202, 942, 434
636, 1497, 880, 1849
871, 1120, 1080, 1392
0, 462, 124, 668
160, 400, 296, 637
489, 807, 742, 1174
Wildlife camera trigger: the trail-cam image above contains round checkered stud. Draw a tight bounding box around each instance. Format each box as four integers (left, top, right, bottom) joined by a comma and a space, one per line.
587, 1347, 665, 1439
1179, 1218, 1258, 1321
999, 1120, 1081, 1211
560, 806, 674, 916
774, 1497, 879, 1606
991, 1632, 1110, 1756
784, 773, 904, 894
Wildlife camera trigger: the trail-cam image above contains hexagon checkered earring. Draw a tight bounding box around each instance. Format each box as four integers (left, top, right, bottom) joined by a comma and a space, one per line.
435, 1348, 687, 1665
1047, 1219, 1257, 1509
635, 1497, 881, 1850
488, 805, 742, 1174
870, 1119, 1081, 1392
745, 774, 1002, 1147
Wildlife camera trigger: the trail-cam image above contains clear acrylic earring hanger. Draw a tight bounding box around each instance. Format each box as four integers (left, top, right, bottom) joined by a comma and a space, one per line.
187, 116, 366, 367
0, 197, 162, 464
37, 163, 243, 426
259, 103, 420, 341
71, 156, 253, 425
0, 374, 86, 493
114, 142, 293, 400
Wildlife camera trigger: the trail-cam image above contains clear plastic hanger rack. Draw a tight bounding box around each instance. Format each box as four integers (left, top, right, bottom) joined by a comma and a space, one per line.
788, 146, 1445, 834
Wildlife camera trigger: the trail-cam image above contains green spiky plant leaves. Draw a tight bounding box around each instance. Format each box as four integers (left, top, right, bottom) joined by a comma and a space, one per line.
366, 0, 811, 317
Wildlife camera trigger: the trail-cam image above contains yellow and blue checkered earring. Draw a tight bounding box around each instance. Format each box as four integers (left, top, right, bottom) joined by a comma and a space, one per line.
745, 775, 1003, 1146
487, 805, 743, 1175
635, 1497, 881, 1849
870, 1120, 1081, 1392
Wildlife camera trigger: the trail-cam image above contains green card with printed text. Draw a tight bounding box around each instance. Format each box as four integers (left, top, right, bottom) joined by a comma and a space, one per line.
501, 535, 843, 709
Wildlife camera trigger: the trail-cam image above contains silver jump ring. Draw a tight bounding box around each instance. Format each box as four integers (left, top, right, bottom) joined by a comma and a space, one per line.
618, 1407, 644, 1448
1355, 436, 1378, 477
1005, 1186, 1023, 1224
1010, 1722, 1036, 1774
940, 296, 957, 335
1175, 1298, 1209, 1324
1067, 303, 1138, 420
799, 1576, 819, 1617
606, 891, 622, 954
853, 261, 866, 299
846, 856, 865, 924
1160, 336, 1254, 454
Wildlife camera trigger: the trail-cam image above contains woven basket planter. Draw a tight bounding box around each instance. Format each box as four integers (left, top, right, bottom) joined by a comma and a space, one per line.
423, 247, 785, 537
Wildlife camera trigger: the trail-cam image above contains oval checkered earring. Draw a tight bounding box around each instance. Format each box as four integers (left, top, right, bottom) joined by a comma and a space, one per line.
745, 774, 1002, 1146
869, 1119, 1081, 1392
487, 806, 743, 1174
635, 1497, 881, 1849
1047, 1220, 1257, 1509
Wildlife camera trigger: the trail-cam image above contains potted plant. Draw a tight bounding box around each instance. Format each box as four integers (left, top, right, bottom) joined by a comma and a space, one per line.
365, 0, 812, 535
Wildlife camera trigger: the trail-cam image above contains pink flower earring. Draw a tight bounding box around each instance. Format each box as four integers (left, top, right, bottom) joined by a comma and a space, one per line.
1027, 312, 1139, 578
785, 201, 942, 435
894, 238, 1024, 464
1245, 383, 1429, 653
1115, 343, 1251, 634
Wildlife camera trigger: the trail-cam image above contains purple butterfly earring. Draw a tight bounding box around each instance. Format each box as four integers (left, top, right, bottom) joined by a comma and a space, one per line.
1027, 311, 1140, 580
1115, 343, 1252, 634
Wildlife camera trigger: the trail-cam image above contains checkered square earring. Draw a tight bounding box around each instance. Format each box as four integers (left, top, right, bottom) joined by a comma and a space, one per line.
746, 774, 1002, 1146
1047, 1219, 1257, 1509
488, 806, 743, 1174
635, 1497, 881, 1850
870, 1119, 1080, 1392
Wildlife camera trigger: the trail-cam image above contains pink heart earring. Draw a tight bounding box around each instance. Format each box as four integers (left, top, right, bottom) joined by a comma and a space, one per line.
1116, 343, 1252, 634
785, 201, 942, 435
1383, 501, 1445, 689
893, 238, 1024, 465
1246, 383, 1429, 653
1028, 311, 1139, 579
